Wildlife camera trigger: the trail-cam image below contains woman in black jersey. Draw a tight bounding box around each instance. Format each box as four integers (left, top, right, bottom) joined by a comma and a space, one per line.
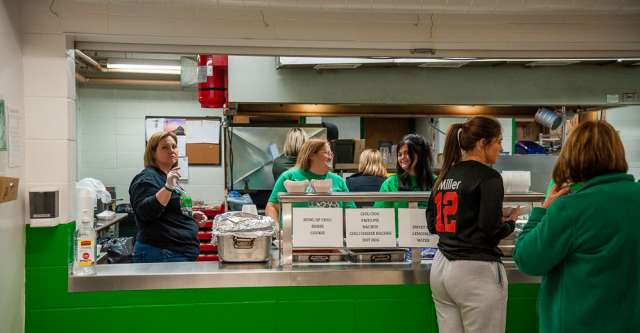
426, 116, 521, 333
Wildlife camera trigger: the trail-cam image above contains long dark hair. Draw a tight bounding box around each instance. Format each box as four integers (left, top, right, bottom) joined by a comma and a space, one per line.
396, 134, 434, 191
433, 116, 502, 191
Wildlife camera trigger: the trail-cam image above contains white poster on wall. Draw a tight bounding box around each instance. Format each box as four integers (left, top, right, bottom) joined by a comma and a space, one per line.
177, 156, 189, 180
292, 208, 343, 247
345, 208, 396, 248
7, 106, 23, 167
145, 118, 165, 141
397, 208, 439, 248
177, 135, 187, 157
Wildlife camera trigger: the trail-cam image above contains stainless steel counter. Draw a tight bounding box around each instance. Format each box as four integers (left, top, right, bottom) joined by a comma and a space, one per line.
68, 258, 540, 292
68, 193, 544, 292
95, 213, 128, 232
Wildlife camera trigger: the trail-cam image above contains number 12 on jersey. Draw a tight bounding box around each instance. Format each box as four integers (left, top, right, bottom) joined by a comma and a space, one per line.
434, 191, 458, 233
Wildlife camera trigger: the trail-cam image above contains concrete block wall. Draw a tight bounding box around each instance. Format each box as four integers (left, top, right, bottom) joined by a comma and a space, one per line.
0, 1, 25, 332
23, 33, 76, 226
77, 87, 225, 204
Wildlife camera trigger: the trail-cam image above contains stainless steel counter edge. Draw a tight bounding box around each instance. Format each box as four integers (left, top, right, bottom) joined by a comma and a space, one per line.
68, 260, 541, 292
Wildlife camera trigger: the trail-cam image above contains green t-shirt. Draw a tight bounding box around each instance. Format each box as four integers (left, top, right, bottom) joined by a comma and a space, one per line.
373, 175, 429, 209
268, 168, 356, 209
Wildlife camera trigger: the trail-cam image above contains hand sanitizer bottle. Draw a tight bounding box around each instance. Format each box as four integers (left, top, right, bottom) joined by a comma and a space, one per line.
73, 209, 97, 276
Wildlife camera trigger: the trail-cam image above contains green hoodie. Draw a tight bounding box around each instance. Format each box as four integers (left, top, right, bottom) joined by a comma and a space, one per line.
514, 173, 640, 333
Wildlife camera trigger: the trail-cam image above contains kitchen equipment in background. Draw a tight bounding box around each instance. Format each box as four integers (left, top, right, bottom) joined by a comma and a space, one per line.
293, 249, 347, 263
226, 191, 254, 211
534, 107, 563, 130
515, 141, 546, 154
501, 171, 531, 193
29, 188, 59, 225
347, 248, 407, 263
332, 139, 355, 163
378, 141, 393, 165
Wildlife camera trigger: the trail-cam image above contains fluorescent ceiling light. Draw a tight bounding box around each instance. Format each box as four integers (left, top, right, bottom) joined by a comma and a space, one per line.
106, 58, 181, 74
313, 63, 362, 70
525, 60, 581, 67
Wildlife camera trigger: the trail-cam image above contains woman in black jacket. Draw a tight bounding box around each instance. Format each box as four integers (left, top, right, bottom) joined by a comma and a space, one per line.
272, 128, 309, 181
129, 131, 207, 263
346, 149, 387, 192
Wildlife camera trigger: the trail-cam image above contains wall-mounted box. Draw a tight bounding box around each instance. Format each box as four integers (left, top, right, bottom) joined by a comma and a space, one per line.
0, 176, 19, 203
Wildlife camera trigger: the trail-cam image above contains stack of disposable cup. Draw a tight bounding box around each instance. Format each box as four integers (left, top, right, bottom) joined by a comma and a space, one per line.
501, 171, 531, 193
76, 187, 96, 220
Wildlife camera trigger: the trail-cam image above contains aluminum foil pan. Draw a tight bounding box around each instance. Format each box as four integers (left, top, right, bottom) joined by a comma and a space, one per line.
213, 212, 275, 237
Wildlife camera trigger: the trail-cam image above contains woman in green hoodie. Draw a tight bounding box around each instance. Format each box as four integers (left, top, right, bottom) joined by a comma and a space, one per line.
514, 120, 640, 333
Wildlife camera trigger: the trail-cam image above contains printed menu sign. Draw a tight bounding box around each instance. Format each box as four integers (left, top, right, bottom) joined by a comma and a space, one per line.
292, 208, 343, 247
397, 208, 439, 247
345, 208, 396, 247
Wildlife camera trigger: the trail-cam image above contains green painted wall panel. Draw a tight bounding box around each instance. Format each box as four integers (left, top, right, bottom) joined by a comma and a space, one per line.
27, 302, 277, 333
26, 223, 73, 268
25, 223, 540, 333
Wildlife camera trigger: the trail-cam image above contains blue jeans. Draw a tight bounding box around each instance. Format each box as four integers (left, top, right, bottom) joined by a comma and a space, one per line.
133, 241, 197, 263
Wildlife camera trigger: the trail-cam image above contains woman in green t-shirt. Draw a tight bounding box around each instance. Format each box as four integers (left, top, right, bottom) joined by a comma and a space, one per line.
374, 134, 435, 209
266, 139, 355, 223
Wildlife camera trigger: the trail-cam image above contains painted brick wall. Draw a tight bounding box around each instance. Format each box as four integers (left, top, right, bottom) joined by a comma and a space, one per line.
77, 87, 225, 204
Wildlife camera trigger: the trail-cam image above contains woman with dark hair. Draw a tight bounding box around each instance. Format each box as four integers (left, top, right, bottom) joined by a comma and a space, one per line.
374, 134, 434, 209
514, 121, 640, 333
426, 116, 520, 333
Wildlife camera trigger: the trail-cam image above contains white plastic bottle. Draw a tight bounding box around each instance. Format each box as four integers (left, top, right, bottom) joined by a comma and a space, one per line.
73, 209, 97, 276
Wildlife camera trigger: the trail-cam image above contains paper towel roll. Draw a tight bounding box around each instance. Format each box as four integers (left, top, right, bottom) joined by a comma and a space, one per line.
501, 171, 531, 193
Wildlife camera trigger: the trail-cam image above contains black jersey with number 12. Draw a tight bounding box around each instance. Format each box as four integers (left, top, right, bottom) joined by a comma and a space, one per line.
426, 160, 515, 262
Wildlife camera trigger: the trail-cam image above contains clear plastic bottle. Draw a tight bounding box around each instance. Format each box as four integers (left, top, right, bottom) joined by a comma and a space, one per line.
73, 209, 97, 276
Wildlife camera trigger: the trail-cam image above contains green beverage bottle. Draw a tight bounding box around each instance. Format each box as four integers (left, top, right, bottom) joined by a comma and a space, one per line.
179, 190, 193, 217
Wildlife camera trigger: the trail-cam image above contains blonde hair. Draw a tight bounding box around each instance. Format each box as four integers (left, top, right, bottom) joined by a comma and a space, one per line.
552, 120, 627, 186
283, 128, 308, 156
358, 149, 387, 177
144, 131, 178, 168
295, 139, 329, 171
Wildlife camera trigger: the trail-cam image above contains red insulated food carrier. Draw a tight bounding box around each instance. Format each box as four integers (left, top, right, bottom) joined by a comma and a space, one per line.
197, 54, 228, 108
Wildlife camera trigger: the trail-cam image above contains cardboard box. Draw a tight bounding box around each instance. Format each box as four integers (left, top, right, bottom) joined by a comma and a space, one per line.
0, 176, 19, 204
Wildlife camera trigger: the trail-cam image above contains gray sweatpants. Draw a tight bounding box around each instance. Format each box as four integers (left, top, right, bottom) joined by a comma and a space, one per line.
429, 251, 508, 333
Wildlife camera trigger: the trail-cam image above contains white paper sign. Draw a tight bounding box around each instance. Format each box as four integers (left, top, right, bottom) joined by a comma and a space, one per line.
7, 107, 24, 167
177, 156, 189, 180
292, 208, 343, 247
345, 208, 396, 248
398, 208, 439, 247
201, 120, 220, 144
177, 135, 187, 157
145, 118, 165, 141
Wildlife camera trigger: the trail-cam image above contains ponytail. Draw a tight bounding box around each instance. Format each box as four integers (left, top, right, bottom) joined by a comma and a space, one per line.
432, 116, 502, 192
433, 123, 464, 192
